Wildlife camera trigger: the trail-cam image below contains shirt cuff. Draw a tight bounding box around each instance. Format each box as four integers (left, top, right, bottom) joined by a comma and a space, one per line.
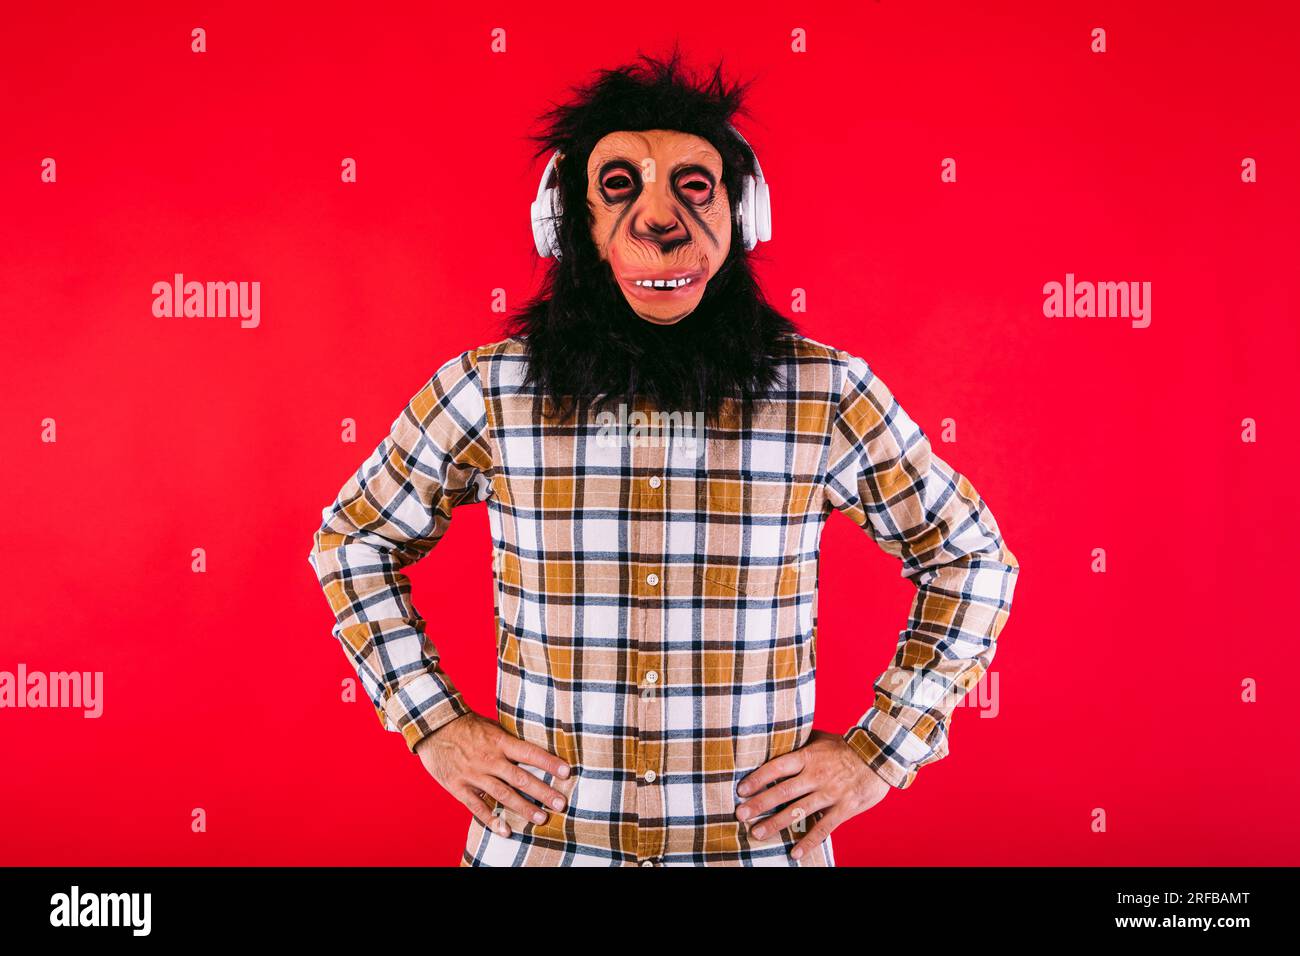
379, 668, 473, 753
843, 706, 938, 790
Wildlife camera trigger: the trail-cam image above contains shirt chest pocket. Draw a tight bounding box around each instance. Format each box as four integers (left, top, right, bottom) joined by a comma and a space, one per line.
701, 566, 815, 671
701, 562, 799, 603
701, 569, 750, 597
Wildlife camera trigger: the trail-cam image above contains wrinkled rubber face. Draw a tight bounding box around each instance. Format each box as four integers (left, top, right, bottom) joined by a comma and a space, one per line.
586, 129, 732, 325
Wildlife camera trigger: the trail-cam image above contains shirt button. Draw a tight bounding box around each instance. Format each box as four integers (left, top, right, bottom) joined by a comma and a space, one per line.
646, 573, 659, 587
644, 670, 659, 684
648, 475, 661, 489
644, 769, 657, 783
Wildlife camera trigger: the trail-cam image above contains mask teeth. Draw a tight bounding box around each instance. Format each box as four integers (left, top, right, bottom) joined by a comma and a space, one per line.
634, 277, 693, 289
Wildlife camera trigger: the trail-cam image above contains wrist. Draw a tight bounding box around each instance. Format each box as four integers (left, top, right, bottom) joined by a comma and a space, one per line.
842, 724, 916, 790
403, 702, 475, 754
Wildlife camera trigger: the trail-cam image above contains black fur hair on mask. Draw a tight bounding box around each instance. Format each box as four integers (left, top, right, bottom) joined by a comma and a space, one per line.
503, 48, 803, 428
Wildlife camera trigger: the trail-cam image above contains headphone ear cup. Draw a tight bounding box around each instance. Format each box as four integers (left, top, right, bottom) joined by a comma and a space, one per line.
754, 181, 771, 244
530, 151, 565, 259
531, 194, 553, 257
552, 195, 564, 258
530, 187, 563, 259
738, 174, 758, 250
548, 188, 564, 258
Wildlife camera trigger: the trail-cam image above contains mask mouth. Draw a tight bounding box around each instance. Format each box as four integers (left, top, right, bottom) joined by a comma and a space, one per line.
616, 269, 706, 300
630, 275, 697, 290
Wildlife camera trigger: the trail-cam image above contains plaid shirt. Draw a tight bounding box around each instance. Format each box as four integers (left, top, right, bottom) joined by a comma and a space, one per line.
307, 333, 1018, 866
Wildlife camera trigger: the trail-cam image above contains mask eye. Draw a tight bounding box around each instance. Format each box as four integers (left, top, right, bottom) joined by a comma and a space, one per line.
600, 166, 639, 202
674, 170, 714, 205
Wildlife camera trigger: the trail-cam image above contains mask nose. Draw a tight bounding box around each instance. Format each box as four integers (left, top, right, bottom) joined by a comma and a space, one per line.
630, 186, 688, 251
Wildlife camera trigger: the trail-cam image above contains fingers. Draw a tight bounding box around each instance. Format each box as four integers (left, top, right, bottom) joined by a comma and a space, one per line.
493, 758, 568, 813
460, 787, 510, 838
736, 750, 804, 798
735, 771, 818, 824
748, 791, 833, 841
499, 735, 571, 780
474, 773, 551, 828
791, 804, 848, 862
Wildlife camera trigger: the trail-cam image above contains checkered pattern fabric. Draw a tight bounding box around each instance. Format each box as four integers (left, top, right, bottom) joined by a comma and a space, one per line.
307, 333, 1019, 866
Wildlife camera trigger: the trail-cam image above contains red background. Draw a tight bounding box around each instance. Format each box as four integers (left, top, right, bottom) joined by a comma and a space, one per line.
2, 1, 1297, 866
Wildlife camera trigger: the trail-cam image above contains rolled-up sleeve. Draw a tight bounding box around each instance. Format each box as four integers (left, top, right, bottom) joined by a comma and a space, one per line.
823, 351, 1019, 789
307, 349, 495, 752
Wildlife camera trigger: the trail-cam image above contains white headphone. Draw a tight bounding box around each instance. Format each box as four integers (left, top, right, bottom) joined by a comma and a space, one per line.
529, 125, 772, 259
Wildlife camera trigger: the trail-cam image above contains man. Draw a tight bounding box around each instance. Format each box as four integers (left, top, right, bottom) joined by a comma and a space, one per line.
307, 52, 1019, 866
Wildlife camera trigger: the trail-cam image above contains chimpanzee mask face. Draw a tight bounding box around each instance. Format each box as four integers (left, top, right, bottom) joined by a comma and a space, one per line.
585, 129, 732, 325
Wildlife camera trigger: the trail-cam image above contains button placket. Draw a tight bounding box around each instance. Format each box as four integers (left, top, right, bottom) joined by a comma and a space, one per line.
633, 430, 669, 864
